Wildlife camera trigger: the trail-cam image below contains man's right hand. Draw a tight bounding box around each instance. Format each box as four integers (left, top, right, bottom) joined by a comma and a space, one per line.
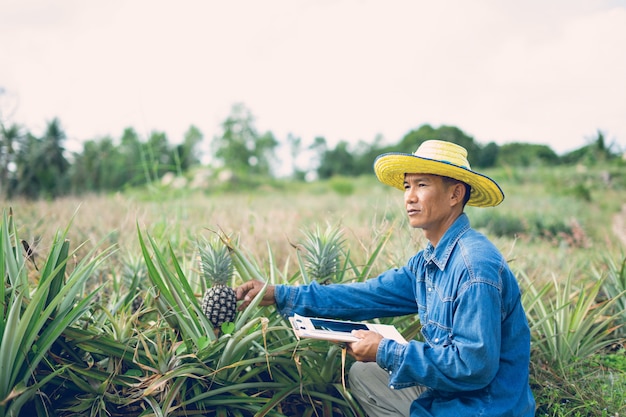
235, 280, 276, 311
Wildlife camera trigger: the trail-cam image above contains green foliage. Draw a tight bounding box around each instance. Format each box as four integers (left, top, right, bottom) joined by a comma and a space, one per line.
197, 235, 234, 286
8, 118, 70, 199
477, 141, 499, 167
316, 141, 357, 179
0, 162, 624, 415
597, 256, 626, 336
471, 210, 527, 237
131, 225, 371, 416
2, 104, 623, 200
213, 103, 278, 176
521, 271, 623, 371
177, 124, 203, 171
601, 349, 626, 372
314, 136, 389, 179
398, 124, 485, 166
563, 183, 592, 202
532, 355, 626, 417
0, 209, 111, 416
523, 259, 626, 416
469, 206, 591, 249
498, 142, 560, 167
138, 225, 216, 348
328, 176, 355, 196
561, 130, 621, 165
0, 123, 21, 198
5, 122, 202, 198
296, 225, 345, 285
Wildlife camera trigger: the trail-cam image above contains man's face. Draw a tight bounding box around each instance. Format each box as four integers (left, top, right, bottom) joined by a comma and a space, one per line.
403, 173, 459, 238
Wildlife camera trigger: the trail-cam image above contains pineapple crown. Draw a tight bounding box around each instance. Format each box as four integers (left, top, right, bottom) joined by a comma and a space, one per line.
198, 237, 234, 286
300, 225, 344, 284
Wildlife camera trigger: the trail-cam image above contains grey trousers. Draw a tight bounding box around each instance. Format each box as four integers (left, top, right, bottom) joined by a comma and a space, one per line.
348, 362, 426, 417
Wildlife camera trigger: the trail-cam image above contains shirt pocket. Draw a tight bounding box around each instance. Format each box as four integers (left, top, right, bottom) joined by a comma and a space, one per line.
421, 322, 453, 348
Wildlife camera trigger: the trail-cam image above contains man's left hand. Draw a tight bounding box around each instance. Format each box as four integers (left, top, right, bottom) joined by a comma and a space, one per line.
347, 330, 383, 362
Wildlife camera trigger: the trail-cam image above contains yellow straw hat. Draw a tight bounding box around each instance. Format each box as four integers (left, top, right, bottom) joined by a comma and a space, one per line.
374, 140, 504, 207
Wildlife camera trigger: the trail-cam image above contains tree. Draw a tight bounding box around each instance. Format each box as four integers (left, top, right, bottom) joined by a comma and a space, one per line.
317, 141, 356, 179
69, 139, 100, 192
12, 132, 42, 198
12, 118, 70, 198
588, 129, 617, 162
212, 103, 278, 176
286, 133, 306, 180
144, 130, 173, 180
69, 127, 183, 193
119, 127, 147, 186
176, 125, 203, 172
0, 123, 21, 198
38, 118, 70, 196
498, 143, 559, 167
352, 134, 387, 176
398, 124, 483, 167
478, 142, 499, 168
254, 131, 279, 176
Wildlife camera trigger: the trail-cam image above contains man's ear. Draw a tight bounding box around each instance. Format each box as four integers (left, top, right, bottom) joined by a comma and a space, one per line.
450, 182, 466, 206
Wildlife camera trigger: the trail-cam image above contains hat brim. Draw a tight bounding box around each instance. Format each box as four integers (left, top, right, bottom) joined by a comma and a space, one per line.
374, 153, 504, 207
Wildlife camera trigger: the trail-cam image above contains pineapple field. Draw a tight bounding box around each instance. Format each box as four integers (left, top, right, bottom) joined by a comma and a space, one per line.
1, 165, 626, 417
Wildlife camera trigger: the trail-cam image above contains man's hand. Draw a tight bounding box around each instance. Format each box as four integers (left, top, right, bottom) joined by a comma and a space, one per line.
235, 280, 276, 311
347, 330, 384, 362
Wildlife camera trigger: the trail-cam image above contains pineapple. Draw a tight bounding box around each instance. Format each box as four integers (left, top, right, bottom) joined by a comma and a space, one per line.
131, 290, 144, 314
198, 238, 237, 331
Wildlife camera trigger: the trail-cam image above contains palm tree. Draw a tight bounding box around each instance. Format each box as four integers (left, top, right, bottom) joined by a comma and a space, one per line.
0, 123, 21, 198
39, 118, 70, 196
12, 118, 70, 199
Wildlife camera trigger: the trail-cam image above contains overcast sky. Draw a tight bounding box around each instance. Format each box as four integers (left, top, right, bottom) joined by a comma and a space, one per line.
1, 0, 625, 159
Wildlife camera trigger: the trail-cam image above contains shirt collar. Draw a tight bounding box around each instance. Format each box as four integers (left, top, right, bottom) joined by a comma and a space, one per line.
423, 213, 470, 271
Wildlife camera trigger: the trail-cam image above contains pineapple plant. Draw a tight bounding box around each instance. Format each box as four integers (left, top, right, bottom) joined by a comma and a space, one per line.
198, 237, 237, 332
298, 225, 345, 285
121, 254, 149, 314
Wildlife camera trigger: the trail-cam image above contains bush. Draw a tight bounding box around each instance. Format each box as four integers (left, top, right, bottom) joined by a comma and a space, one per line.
329, 177, 355, 196
469, 209, 527, 238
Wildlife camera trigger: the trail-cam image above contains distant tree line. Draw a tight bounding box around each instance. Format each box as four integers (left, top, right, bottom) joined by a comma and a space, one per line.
0, 103, 622, 199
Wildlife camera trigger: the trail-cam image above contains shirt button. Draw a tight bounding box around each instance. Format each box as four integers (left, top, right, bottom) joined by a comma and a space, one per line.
427, 287, 432, 292
434, 338, 439, 343
389, 370, 392, 375
390, 385, 395, 390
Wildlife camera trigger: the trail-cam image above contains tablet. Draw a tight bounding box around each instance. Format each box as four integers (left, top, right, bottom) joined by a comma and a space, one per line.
289, 313, 407, 344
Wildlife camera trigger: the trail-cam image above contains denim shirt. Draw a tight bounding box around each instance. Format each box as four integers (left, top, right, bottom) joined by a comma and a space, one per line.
275, 214, 535, 417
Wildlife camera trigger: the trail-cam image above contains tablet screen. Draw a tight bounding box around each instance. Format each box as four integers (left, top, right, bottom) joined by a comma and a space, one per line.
310, 318, 368, 333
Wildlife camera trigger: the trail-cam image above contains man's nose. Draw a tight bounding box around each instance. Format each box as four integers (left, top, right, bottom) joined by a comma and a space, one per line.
405, 189, 417, 203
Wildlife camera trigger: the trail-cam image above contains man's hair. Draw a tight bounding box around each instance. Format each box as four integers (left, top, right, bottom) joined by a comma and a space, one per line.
441, 176, 471, 206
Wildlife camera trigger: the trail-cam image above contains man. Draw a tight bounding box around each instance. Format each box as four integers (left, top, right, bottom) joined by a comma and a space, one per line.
236, 140, 536, 416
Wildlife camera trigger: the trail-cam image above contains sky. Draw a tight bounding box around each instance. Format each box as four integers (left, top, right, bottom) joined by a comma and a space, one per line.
1, 0, 626, 162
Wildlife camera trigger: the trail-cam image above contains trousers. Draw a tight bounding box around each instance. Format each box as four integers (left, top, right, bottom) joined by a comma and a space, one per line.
348, 362, 426, 417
